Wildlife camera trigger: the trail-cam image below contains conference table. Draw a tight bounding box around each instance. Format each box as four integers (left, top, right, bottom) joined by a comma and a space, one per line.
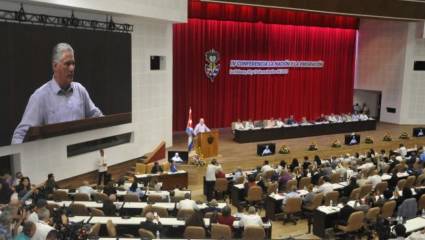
70, 216, 272, 238
134, 170, 188, 190
234, 120, 377, 143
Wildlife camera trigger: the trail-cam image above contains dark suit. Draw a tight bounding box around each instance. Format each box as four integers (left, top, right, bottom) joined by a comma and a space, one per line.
338, 205, 355, 225
140, 220, 162, 235
151, 165, 164, 174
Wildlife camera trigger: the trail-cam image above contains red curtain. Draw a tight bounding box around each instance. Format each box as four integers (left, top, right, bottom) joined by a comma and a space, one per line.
189, 0, 358, 29
173, 19, 357, 131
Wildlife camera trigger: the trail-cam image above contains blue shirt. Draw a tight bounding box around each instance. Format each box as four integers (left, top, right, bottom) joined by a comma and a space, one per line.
14, 233, 31, 240
420, 152, 425, 162
12, 79, 103, 144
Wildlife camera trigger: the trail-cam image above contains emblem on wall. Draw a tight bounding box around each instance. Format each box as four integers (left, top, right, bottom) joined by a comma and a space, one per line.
204, 49, 220, 82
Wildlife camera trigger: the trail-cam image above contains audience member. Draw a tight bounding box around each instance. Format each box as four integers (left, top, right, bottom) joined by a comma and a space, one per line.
205, 159, 222, 201
140, 212, 162, 235
217, 206, 235, 229
337, 197, 355, 226
32, 208, 54, 240
185, 210, 206, 228
151, 162, 164, 174
239, 206, 263, 228
77, 181, 96, 200
177, 193, 199, 211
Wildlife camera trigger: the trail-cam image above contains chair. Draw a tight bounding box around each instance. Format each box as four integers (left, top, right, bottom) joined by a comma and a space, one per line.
359, 184, 373, 199
336, 211, 365, 237
106, 220, 117, 237
243, 226, 265, 240
324, 191, 339, 206
330, 172, 340, 183
416, 173, 425, 186
245, 186, 264, 208
92, 193, 109, 202
211, 223, 232, 240
374, 182, 388, 194
151, 206, 169, 217
286, 179, 297, 192
380, 200, 396, 219
404, 175, 416, 189
418, 194, 425, 212
46, 203, 60, 216
281, 197, 302, 224
74, 193, 90, 201
365, 207, 380, 224
52, 190, 69, 201
162, 161, 170, 172
298, 177, 311, 190
69, 203, 89, 216
89, 208, 105, 216
397, 179, 406, 190
138, 228, 155, 239
123, 194, 140, 202
177, 208, 195, 220
145, 163, 154, 174
266, 182, 278, 195
214, 178, 229, 200
88, 223, 101, 237
303, 193, 324, 233
136, 163, 146, 174
349, 188, 360, 201
147, 194, 164, 203
183, 226, 206, 239
382, 165, 390, 174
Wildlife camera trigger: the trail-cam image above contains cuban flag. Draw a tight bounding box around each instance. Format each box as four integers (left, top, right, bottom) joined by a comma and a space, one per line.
185, 107, 194, 151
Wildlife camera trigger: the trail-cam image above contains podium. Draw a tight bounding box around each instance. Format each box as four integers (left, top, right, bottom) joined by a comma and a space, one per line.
196, 130, 219, 158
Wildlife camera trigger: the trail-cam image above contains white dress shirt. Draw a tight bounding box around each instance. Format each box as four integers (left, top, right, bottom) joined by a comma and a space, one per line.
194, 123, 210, 135
234, 122, 245, 130
98, 156, 107, 172
78, 185, 96, 199
399, 146, 407, 157
244, 121, 255, 130
239, 214, 263, 228
31, 221, 54, 240
172, 155, 184, 163
261, 164, 273, 173
317, 182, 334, 194
367, 175, 382, 189
177, 199, 199, 210
206, 164, 222, 181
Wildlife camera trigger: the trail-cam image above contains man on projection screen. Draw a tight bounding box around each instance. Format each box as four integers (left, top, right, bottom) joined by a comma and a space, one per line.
11, 43, 103, 144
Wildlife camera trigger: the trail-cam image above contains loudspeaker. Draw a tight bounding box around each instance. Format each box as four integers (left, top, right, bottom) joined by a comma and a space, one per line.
150, 56, 160, 70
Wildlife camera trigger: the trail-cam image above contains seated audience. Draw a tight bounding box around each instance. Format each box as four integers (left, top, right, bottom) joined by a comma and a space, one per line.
140, 212, 162, 235
77, 181, 97, 199
102, 194, 117, 216
234, 119, 245, 130
232, 167, 245, 182
204, 199, 220, 213
103, 180, 117, 196
396, 188, 417, 220
15, 221, 36, 240
43, 173, 59, 196
151, 162, 164, 174
32, 208, 54, 240
366, 170, 382, 189
239, 206, 263, 228
127, 181, 145, 199
341, 177, 358, 198
300, 117, 312, 126
217, 206, 235, 229
244, 119, 255, 130
337, 197, 355, 226
317, 176, 333, 194
302, 184, 315, 207
177, 193, 199, 211
315, 113, 327, 123
16, 177, 32, 199
185, 210, 206, 228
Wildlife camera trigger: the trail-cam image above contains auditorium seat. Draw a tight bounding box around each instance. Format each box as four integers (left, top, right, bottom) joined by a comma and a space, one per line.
89, 208, 105, 216
106, 220, 117, 237
123, 194, 140, 202
349, 188, 360, 201
266, 182, 278, 195
285, 179, 297, 192
336, 211, 365, 238
183, 226, 206, 239
324, 191, 339, 206
416, 173, 425, 186
211, 223, 232, 240
69, 203, 89, 216
92, 192, 109, 202
214, 178, 229, 200
88, 223, 101, 237
52, 190, 69, 201
177, 208, 195, 220
381, 200, 396, 219
359, 184, 373, 199
418, 194, 425, 213
74, 193, 90, 201
397, 179, 406, 190
330, 173, 340, 183
281, 197, 302, 225
138, 228, 155, 239
152, 206, 169, 217
374, 182, 388, 194
404, 175, 416, 189
243, 226, 265, 240
298, 177, 311, 190
245, 186, 264, 209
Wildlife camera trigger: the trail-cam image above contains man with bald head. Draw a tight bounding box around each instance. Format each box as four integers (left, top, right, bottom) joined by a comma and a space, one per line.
12, 42, 103, 144
193, 118, 210, 135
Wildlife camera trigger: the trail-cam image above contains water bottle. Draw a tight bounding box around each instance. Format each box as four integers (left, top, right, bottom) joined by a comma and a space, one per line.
156, 230, 160, 239
422, 209, 425, 217
330, 200, 333, 206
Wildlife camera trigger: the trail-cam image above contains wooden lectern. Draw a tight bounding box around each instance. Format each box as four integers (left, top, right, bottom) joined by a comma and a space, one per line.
196, 130, 219, 158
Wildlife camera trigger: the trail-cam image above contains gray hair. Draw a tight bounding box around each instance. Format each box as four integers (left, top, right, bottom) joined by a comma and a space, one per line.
0, 206, 15, 225
37, 207, 50, 221
52, 43, 74, 63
